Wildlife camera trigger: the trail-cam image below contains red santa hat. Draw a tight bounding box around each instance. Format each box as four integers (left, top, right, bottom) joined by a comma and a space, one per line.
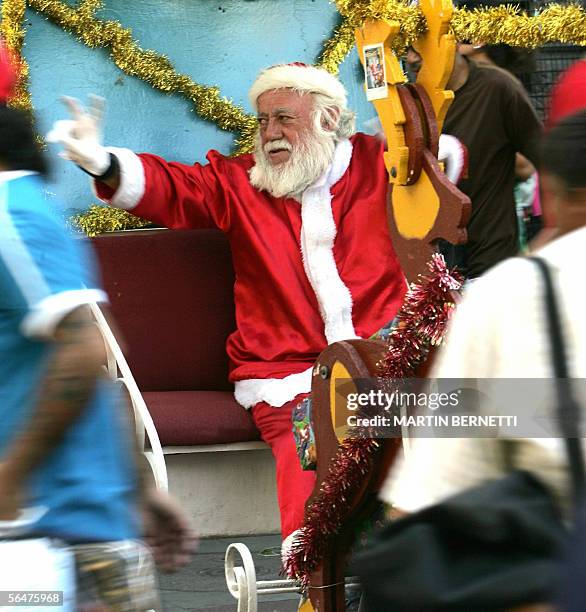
0, 39, 18, 104
249, 62, 347, 111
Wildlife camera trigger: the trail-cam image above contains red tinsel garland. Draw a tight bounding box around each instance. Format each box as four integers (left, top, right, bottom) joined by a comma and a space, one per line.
283, 253, 463, 588
284, 437, 382, 588
379, 253, 463, 379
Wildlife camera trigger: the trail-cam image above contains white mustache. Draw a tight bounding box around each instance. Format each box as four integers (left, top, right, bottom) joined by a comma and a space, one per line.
249, 129, 336, 199
264, 139, 292, 153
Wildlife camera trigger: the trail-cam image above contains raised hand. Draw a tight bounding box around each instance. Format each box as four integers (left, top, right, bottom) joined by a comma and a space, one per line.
47, 95, 110, 176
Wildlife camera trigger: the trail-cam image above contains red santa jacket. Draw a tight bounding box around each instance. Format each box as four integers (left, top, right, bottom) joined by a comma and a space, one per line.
95, 133, 406, 408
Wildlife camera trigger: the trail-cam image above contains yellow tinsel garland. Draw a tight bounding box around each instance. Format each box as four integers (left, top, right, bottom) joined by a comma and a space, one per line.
1, 0, 585, 234
332, 0, 426, 62
452, 4, 586, 47
329, 1, 586, 64
318, 17, 359, 74
26, 0, 258, 156
68, 204, 150, 237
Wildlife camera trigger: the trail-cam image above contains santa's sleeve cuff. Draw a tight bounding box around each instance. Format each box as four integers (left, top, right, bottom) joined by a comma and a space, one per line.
91, 147, 145, 211
438, 134, 468, 185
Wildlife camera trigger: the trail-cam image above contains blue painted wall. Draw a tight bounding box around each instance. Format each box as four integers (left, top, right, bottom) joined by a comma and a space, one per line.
16, 0, 377, 209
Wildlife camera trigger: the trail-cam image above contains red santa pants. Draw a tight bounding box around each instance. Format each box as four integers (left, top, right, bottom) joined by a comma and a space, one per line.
251, 394, 316, 539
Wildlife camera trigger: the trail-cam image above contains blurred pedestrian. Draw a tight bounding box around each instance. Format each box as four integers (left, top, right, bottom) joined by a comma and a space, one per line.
532, 57, 586, 252
458, 40, 541, 248
547, 57, 586, 129
382, 108, 586, 528
0, 99, 195, 608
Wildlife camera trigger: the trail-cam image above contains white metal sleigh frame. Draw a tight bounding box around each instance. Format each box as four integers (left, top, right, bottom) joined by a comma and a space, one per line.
224, 543, 361, 612
224, 543, 303, 612
89, 301, 168, 491
90, 302, 360, 611
91, 303, 301, 610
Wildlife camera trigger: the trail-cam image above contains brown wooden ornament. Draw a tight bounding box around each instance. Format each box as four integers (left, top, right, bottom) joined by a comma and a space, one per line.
306, 340, 401, 612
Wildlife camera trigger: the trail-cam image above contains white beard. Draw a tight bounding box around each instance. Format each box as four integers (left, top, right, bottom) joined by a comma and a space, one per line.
248, 130, 336, 200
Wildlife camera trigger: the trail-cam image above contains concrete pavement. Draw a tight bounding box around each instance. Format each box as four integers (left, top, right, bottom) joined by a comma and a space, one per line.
158, 534, 299, 611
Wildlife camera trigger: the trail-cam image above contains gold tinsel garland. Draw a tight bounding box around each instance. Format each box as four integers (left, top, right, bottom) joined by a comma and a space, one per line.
2, 0, 585, 234
26, 0, 258, 156
317, 16, 358, 74
328, 1, 586, 67
23, 0, 258, 234
68, 204, 150, 237
332, 0, 426, 61
452, 4, 586, 47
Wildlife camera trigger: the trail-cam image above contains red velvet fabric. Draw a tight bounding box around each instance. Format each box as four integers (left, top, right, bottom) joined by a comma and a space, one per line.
251, 394, 316, 538
92, 229, 236, 392
92, 229, 260, 446
143, 391, 260, 446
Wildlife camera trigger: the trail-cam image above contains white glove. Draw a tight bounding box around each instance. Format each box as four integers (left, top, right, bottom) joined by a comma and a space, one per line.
46, 95, 110, 176
438, 134, 467, 185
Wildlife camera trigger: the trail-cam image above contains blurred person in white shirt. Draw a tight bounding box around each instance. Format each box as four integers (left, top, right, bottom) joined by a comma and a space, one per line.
381, 109, 586, 519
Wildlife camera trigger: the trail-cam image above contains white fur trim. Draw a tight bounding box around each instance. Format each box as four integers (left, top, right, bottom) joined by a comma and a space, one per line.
300, 138, 358, 344
438, 134, 467, 184
233, 139, 355, 410
249, 64, 347, 110
282, 529, 301, 572
234, 367, 313, 409
91, 147, 145, 211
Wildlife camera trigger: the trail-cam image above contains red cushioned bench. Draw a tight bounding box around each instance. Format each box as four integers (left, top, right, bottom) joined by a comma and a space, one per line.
91, 228, 281, 536
92, 228, 261, 448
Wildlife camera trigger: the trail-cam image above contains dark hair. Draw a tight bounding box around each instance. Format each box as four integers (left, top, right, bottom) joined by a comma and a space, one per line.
484, 45, 535, 78
0, 106, 48, 177
541, 109, 586, 191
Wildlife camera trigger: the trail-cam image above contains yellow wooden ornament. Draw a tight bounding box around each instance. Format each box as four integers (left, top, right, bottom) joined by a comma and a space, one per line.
356, 20, 409, 185
356, 0, 460, 247
412, 0, 456, 130
297, 598, 314, 612
329, 360, 355, 443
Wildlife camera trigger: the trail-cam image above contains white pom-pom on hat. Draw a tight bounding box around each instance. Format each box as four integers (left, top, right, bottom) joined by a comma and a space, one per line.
249, 62, 347, 111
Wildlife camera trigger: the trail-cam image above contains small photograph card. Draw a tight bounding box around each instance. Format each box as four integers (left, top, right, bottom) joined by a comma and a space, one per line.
363, 43, 388, 101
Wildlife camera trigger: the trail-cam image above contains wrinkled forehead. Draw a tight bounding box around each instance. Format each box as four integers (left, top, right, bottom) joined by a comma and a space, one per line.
256, 88, 314, 115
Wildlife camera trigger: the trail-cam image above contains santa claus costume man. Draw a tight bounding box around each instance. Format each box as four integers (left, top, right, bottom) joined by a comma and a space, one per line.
49, 63, 407, 556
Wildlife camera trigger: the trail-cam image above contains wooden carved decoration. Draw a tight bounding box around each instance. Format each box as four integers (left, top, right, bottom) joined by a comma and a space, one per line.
356, 0, 471, 282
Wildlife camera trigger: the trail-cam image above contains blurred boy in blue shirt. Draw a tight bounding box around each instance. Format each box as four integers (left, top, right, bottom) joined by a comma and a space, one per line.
0, 104, 194, 609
